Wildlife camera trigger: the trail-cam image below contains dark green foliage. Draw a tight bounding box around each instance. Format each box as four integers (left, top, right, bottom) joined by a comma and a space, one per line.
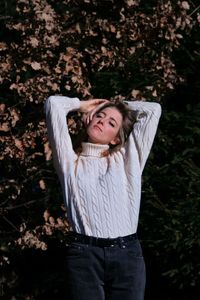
140, 86, 200, 289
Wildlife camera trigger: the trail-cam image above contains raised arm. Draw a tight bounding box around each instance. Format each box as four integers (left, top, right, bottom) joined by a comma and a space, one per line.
126, 100, 162, 171
44, 95, 80, 179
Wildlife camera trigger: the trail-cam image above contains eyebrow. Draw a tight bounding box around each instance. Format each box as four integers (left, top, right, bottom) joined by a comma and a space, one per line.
97, 111, 119, 126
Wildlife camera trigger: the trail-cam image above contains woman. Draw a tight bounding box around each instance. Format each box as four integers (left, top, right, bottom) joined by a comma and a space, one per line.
45, 95, 161, 300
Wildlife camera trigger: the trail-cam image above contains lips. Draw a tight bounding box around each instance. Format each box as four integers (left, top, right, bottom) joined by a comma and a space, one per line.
93, 125, 103, 132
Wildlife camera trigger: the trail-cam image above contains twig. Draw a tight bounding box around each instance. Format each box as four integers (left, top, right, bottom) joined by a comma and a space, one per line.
189, 4, 200, 16
0, 16, 12, 20
2, 216, 19, 231
3, 197, 49, 211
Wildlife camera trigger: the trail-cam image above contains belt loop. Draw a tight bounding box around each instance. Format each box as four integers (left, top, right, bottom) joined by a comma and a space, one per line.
89, 236, 94, 246
118, 237, 126, 249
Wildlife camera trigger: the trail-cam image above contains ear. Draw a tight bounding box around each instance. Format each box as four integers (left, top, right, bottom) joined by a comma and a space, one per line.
110, 136, 120, 145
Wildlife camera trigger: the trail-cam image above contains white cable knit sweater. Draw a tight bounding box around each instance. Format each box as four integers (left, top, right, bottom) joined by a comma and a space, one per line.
45, 96, 161, 238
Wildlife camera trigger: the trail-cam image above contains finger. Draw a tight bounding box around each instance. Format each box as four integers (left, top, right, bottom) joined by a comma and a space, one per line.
99, 99, 109, 104
93, 99, 109, 105
90, 101, 107, 120
92, 98, 108, 102
82, 112, 91, 126
89, 110, 94, 120
81, 113, 87, 125
87, 115, 90, 125
89, 108, 97, 121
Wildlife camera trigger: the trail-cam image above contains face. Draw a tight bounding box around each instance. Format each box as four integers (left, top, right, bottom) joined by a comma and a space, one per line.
86, 107, 123, 145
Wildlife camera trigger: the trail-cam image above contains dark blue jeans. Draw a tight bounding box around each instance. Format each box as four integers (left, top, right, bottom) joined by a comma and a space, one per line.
64, 237, 146, 300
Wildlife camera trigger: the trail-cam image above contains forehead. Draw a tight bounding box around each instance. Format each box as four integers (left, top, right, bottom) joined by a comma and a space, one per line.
99, 107, 122, 120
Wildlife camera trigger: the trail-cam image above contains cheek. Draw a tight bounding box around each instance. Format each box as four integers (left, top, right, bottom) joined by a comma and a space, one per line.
107, 127, 119, 140
86, 125, 91, 136
87, 118, 96, 128
86, 121, 97, 136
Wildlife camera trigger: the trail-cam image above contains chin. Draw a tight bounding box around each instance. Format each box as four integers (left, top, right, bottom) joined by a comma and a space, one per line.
87, 130, 101, 144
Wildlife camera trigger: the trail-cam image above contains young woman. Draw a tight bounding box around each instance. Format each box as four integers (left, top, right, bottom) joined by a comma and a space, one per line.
45, 95, 161, 300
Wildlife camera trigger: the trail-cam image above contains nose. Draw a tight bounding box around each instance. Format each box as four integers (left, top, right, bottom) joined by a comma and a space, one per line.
97, 118, 104, 125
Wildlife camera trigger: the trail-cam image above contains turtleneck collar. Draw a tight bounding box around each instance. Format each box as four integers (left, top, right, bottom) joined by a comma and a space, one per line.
80, 142, 109, 157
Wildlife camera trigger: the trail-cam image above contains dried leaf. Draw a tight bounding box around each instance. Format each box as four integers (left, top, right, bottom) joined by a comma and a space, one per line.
152, 90, 157, 97
39, 179, 46, 190
49, 216, 55, 225
0, 42, 8, 51
43, 210, 50, 222
110, 25, 116, 33
10, 108, 20, 127
0, 104, 6, 113
0, 122, 10, 132
44, 142, 52, 161
14, 139, 24, 151
131, 89, 140, 98
31, 62, 41, 70
181, 1, 190, 10
126, 0, 138, 7
29, 37, 39, 47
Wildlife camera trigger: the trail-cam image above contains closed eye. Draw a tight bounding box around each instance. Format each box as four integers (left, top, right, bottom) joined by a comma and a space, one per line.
109, 122, 115, 127
96, 112, 105, 118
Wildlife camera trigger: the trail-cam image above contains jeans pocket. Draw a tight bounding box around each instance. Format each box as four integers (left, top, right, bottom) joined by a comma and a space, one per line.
127, 240, 144, 258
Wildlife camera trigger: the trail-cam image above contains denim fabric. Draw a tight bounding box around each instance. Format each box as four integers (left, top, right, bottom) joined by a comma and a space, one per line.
64, 238, 146, 300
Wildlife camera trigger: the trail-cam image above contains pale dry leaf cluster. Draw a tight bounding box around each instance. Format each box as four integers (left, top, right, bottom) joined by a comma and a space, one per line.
16, 209, 70, 250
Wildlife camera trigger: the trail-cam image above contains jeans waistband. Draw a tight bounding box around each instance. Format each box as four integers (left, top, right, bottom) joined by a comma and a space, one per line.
66, 232, 138, 247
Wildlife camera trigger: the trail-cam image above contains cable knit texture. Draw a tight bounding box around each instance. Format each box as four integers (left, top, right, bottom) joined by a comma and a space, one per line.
45, 96, 161, 238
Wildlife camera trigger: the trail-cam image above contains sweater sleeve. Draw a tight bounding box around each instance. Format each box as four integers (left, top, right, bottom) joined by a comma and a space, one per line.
126, 100, 162, 171
44, 95, 80, 180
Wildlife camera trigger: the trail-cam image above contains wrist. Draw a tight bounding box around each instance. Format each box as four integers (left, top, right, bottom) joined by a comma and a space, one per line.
79, 101, 87, 113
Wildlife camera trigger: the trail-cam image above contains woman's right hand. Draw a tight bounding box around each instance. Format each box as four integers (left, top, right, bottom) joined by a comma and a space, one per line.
80, 99, 109, 126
